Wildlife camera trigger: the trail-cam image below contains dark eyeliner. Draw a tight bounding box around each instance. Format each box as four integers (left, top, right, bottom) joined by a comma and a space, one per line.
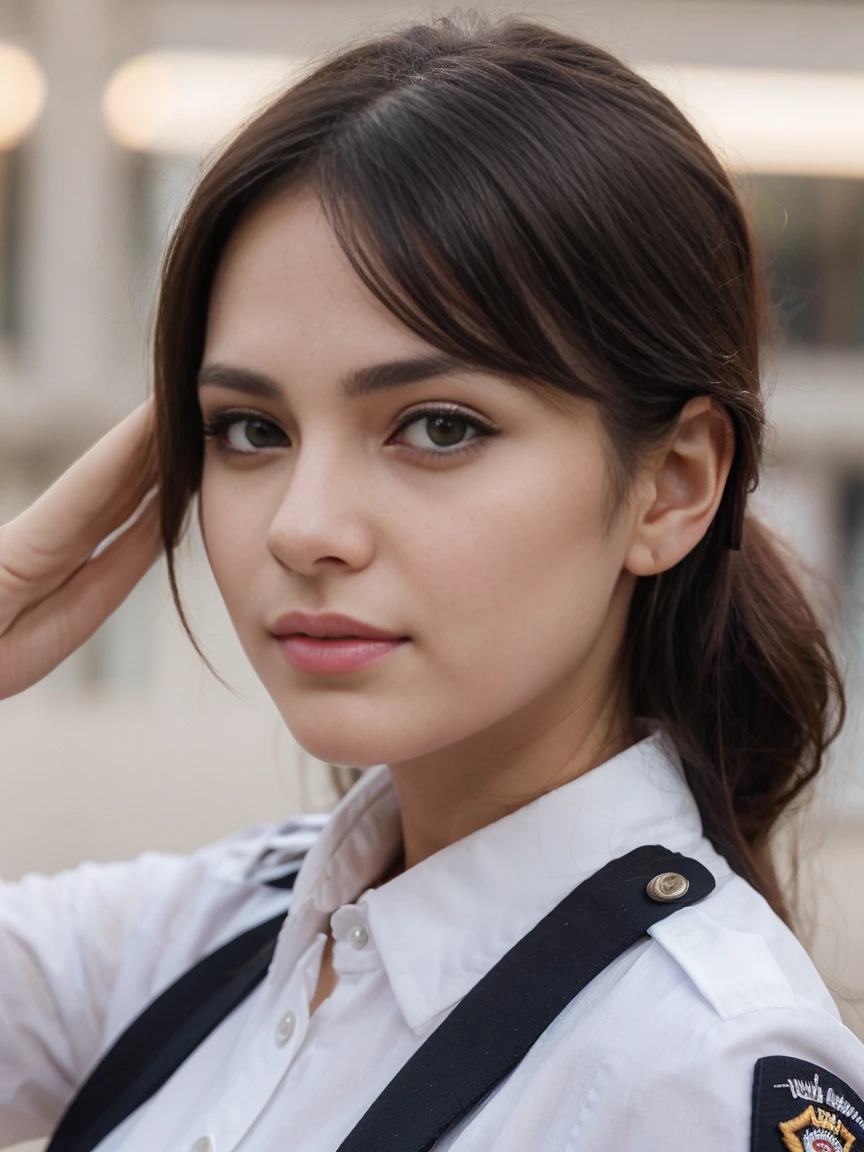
389, 404, 499, 454
202, 411, 236, 439
201, 408, 289, 453
201, 408, 279, 436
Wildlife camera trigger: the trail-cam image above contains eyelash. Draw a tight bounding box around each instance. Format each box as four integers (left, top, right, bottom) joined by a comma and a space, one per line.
201, 405, 499, 460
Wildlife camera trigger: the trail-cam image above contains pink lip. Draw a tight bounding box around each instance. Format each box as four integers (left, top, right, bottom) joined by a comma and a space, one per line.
270, 612, 409, 675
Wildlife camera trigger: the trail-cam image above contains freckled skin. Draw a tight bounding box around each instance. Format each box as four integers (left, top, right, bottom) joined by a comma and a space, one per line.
198, 186, 731, 867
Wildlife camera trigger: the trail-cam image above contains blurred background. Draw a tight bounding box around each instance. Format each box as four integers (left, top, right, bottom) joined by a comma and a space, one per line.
1, 1, 863, 1140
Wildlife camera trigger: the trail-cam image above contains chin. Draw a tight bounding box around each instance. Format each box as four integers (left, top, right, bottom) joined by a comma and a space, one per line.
268, 671, 451, 769
279, 712, 404, 770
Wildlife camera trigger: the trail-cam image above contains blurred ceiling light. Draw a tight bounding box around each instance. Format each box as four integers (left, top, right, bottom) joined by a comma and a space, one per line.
641, 64, 864, 178
0, 42, 47, 149
102, 50, 304, 155
104, 52, 864, 178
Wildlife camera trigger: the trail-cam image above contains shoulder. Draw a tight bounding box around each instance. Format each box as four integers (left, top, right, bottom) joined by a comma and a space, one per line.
1, 814, 329, 1017
188, 812, 329, 889
572, 870, 864, 1149
118, 813, 329, 966
638, 869, 864, 1077
0, 816, 329, 1113
646, 870, 835, 1020
97, 815, 333, 1045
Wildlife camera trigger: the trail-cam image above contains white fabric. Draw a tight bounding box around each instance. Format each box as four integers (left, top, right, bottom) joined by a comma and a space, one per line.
2, 729, 863, 1151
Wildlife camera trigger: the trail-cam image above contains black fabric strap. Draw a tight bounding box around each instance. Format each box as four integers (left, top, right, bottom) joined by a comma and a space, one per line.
46, 846, 713, 1152
336, 844, 714, 1152
46, 869, 300, 1152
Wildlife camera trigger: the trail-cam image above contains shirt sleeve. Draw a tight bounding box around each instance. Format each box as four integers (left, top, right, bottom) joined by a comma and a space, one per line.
0, 851, 191, 1144
570, 996, 864, 1151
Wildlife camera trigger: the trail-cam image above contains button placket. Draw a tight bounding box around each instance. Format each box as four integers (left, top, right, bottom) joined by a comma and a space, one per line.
168, 930, 320, 1152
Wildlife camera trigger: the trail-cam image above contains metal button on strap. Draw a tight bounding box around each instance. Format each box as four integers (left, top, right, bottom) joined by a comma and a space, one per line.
348, 924, 369, 950
646, 871, 690, 902
275, 1009, 297, 1046
191, 1137, 215, 1152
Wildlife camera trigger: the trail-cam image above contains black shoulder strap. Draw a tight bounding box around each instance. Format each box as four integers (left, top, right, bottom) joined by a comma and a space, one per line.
47, 846, 713, 1152
46, 870, 300, 1152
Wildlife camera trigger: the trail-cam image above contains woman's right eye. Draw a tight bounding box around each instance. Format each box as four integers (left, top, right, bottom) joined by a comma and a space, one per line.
204, 413, 289, 454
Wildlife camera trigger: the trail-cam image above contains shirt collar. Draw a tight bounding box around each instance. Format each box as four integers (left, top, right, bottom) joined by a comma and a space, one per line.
292, 727, 711, 1033
289, 759, 402, 914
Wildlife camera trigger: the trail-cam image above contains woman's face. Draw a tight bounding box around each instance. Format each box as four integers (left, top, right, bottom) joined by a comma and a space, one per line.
198, 187, 642, 770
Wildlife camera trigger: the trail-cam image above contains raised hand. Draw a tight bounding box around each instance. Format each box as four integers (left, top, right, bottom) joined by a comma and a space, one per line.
0, 403, 162, 699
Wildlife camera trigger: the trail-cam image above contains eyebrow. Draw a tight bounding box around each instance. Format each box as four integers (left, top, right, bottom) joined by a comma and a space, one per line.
196, 354, 482, 400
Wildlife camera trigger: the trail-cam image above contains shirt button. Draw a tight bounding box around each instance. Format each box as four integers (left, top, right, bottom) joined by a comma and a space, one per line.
275, 1009, 297, 1046
348, 924, 369, 950
191, 1138, 215, 1152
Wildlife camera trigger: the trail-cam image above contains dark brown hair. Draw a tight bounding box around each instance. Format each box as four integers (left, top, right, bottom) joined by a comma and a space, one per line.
154, 10, 844, 920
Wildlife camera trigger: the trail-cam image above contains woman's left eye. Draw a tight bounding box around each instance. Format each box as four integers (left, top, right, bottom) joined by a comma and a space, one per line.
392, 408, 494, 454
204, 413, 289, 453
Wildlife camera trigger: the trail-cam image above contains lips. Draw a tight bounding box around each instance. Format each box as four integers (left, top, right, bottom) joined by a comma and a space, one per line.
271, 611, 406, 641
271, 612, 409, 675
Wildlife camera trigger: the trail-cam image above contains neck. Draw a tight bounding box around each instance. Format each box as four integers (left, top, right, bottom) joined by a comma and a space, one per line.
387, 668, 635, 873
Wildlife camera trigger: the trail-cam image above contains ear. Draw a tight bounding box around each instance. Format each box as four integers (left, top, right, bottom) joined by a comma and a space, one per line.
625, 397, 735, 577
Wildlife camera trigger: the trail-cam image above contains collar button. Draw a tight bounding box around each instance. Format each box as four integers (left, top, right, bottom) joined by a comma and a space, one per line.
348, 924, 369, 950
275, 1010, 297, 1046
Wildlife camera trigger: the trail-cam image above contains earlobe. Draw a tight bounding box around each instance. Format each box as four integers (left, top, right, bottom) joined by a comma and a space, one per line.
625, 533, 662, 578
624, 397, 735, 578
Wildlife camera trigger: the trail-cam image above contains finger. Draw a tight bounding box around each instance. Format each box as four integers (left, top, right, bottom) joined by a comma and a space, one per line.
0, 497, 162, 700
0, 403, 157, 620
0, 484, 159, 638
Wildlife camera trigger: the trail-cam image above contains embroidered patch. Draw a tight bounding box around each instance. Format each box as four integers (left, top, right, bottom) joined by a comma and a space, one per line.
752, 1057, 864, 1151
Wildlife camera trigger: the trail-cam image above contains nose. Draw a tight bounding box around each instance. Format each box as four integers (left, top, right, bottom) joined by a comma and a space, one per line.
265, 444, 376, 576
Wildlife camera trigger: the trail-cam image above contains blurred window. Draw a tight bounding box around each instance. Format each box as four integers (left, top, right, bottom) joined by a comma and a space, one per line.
842, 477, 864, 691
0, 148, 21, 339
744, 175, 864, 348
129, 152, 200, 312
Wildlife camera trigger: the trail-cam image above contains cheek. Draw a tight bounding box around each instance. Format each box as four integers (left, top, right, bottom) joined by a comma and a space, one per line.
199, 470, 273, 630
408, 453, 625, 692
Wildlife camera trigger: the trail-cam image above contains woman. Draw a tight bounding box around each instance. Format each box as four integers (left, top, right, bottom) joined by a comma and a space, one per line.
1, 11, 862, 1151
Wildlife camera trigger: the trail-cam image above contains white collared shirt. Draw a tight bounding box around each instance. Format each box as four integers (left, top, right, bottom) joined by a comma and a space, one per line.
2, 729, 863, 1151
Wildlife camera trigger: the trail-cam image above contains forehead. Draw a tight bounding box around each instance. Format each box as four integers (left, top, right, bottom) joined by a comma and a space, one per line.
204, 186, 428, 370
199, 185, 594, 430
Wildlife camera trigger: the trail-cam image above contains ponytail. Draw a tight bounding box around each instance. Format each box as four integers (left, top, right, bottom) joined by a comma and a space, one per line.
626, 513, 845, 921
